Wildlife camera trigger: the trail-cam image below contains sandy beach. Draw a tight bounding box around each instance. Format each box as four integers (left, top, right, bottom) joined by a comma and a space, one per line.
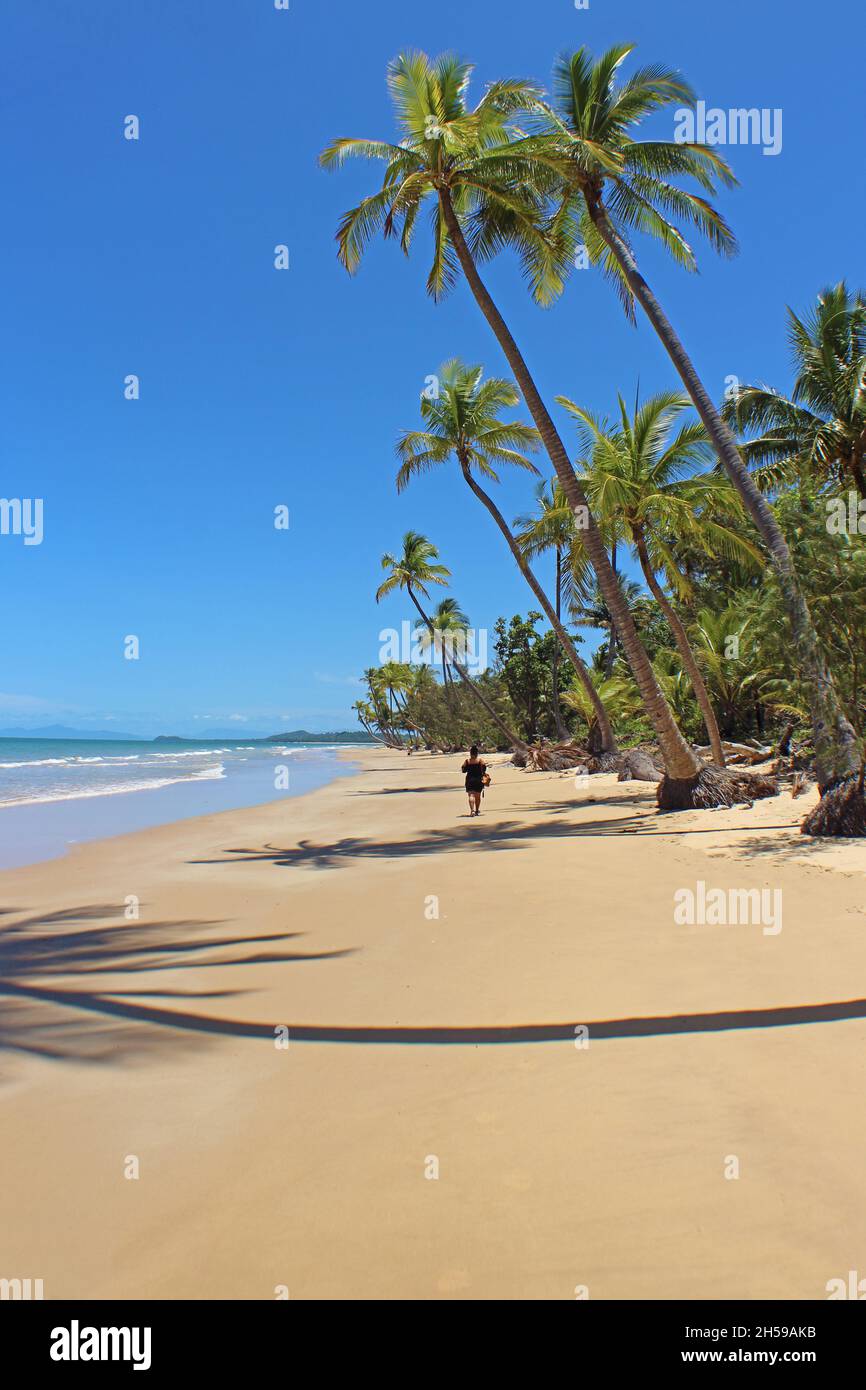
1, 748, 864, 1301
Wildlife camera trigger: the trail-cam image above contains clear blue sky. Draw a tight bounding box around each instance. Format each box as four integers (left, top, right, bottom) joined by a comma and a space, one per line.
1, 0, 861, 735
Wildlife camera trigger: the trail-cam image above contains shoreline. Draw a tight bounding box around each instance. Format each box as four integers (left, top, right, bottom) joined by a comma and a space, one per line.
0, 746, 366, 872
1, 747, 864, 1299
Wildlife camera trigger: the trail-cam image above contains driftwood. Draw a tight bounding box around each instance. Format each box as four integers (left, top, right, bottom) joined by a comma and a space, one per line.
525, 742, 589, 772
617, 749, 663, 783
693, 739, 773, 766
582, 746, 664, 781
585, 751, 624, 775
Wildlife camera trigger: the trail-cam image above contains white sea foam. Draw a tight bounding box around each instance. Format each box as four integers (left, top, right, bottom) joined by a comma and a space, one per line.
0, 763, 227, 808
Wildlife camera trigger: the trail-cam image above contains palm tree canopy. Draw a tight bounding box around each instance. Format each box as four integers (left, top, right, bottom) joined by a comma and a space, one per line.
557, 389, 761, 598
320, 51, 574, 304
514, 478, 575, 555
510, 45, 738, 314
570, 573, 643, 631
561, 669, 642, 727
376, 530, 451, 602
513, 478, 592, 614
396, 358, 541, 490
414, 596, 470, 642
722, 282, 866, 493
687, 607, 805, 722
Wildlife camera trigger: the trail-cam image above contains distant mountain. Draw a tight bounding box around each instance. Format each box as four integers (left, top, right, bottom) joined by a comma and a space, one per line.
0, 724, 372, 744
266, 729, 374, 744
0, 724, 147, 741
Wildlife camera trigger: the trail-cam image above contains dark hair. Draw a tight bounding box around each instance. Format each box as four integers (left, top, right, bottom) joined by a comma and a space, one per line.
470, 745, 479, 757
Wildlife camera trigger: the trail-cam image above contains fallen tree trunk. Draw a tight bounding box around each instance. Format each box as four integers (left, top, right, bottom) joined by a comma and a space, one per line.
693, 740, 773, 765
617, 749, 663, 783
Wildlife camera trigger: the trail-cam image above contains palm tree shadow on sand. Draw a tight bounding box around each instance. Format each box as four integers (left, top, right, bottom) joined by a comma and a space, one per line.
3, 899, 865, 1065
0, 904, 354, 1067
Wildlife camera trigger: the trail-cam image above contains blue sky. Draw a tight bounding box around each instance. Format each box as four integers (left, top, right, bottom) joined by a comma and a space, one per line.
1, 0, 861, 736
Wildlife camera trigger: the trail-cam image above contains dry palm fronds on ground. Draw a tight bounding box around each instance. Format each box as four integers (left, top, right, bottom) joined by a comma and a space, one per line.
523, 741, 589, 771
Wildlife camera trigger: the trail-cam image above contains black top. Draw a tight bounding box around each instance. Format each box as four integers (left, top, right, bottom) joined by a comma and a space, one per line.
462, 758, 487, 790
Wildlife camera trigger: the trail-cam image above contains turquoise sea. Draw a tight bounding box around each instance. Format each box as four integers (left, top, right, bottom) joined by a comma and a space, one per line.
0, 737, 364, 869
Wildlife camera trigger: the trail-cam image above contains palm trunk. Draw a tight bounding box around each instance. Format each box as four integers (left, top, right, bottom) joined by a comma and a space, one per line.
407, 583, 526, 753
551, 548, 567, 741
358, 715, 387, 746
634, 528, 725, 766
590, 199, 860, 794
605, 542, 619, 676
439, 189, 697, 780
459, 458, 617, 752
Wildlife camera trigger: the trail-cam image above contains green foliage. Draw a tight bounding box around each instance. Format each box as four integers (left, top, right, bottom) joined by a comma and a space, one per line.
493, 612, 577, 739
723, 283, 866, 496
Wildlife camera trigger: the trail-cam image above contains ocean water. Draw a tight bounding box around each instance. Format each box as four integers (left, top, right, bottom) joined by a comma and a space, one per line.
0, 737, 364, 870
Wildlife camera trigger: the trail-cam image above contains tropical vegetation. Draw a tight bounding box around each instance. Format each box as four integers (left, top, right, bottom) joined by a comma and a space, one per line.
323, 44, 865, 836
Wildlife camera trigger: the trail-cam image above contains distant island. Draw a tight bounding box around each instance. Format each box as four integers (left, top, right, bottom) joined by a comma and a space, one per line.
265, 730, 375, 744
0, 725, 375, 744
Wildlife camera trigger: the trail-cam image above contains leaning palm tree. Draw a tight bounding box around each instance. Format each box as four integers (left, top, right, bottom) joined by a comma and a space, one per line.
560, 389, 763, 765
361, 668, 404, 746
322, 53, 716, 804
524, 44, 861, 811
723, 283, 866, 498
414, 596, 471, 687
396, 359, 615, 751
376, 530, 525, 751
379, 660, 415, 716
352, 697, 389, 746
515, 479, 582, 737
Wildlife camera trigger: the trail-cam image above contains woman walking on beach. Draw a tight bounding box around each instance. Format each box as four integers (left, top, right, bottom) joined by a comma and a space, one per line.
462, 745, 489, 817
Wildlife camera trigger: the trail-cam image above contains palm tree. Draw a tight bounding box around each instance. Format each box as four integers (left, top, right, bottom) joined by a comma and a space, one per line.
560, 389, 763, 765
562, 671, 642, 747
526, 44, 861, 803
723, 283, 866, 498
360, 668, 404, 746
376, 530, 525, 750
396, 359, 616, 750
414, 596, 470, 687
379, 660, 414, 715
322, 52, 711, 802
514, 480, 573, 738
687, 607, 805, 742
352, 697, 388, 745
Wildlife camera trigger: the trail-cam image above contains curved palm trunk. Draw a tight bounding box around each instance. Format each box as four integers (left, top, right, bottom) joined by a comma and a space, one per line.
605, 542, 619, 676
439, 189, 699, 780
357, 715, 388, 747
407, 583, 526, 753
633, 529, 725, 766
459, 459, 617, 752
590, 200, 860, 793
551, 549, 568, 741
